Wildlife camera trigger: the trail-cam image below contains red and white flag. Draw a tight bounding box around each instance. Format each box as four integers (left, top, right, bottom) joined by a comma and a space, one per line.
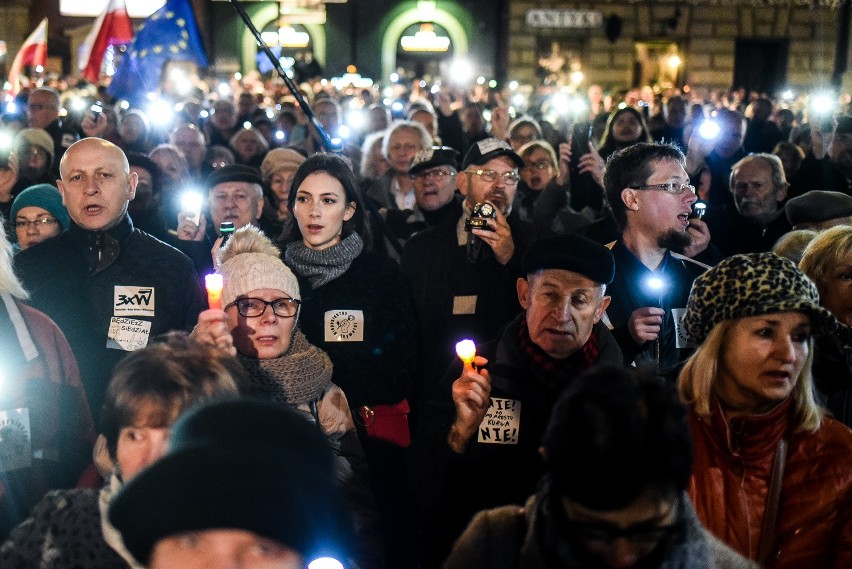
7, 18, 48, 94
79, 0, 134, 83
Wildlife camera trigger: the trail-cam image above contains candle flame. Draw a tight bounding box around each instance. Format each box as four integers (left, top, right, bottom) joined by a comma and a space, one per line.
455, 339, 476, 363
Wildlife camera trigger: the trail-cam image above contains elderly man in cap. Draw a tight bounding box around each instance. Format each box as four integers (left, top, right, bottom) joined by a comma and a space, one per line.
401, 139, 539, 394
110, 398, 356, 569
383, 146, 461, 245
174, 163, 265, 275
412, 233, 622, 567
786, 189, 852, 230
14, 137, 205, 419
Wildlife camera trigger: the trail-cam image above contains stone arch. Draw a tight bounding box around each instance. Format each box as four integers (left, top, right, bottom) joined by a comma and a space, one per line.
240, 4, 327, 74
381, 6, 468, 80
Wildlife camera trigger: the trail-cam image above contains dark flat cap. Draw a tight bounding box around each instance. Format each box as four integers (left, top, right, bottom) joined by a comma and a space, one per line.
206, 164, 263, 188
785, 190, 852, 225
409, 146, 459, 175
461, 138, 524, 170
522, 234, 615, 285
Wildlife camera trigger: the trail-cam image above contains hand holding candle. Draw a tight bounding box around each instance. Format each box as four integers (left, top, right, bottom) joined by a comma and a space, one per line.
455, 339, 477, 371
205, 273, 223, 310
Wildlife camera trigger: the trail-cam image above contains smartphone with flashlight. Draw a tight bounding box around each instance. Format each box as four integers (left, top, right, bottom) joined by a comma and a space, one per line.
89, 102, 104, 122
220, 221, 235, 245
181, 191, 203, 226
689, 201, 707, 220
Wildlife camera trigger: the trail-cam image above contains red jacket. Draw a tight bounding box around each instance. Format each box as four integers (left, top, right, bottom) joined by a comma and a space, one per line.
688, 398, 852, 569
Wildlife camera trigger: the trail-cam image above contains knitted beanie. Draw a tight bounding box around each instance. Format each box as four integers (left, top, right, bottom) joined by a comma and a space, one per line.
218, 226, 300, 308
15, 128, 55, 164
260, 148, 306, 182
10, 184, 70, 238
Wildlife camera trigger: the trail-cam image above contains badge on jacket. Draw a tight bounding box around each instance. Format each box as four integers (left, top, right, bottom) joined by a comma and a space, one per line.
477, 397, 521, 445
324, 310, 364, 342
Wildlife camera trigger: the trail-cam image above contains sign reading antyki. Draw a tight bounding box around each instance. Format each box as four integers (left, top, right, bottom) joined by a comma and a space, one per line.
525, 9, 603, 29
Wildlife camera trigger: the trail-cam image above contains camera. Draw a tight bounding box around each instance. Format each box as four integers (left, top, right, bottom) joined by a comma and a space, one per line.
464, 202, 496, 232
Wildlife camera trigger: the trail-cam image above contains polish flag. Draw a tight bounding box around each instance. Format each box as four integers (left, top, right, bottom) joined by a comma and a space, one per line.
79, 0, 134, 83
7, 18, 48, 94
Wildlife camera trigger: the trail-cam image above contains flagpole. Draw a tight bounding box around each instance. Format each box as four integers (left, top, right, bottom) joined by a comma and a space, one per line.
228, 0, 341, 153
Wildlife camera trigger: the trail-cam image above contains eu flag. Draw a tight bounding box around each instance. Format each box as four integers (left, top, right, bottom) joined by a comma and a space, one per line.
108, 0, 207, 103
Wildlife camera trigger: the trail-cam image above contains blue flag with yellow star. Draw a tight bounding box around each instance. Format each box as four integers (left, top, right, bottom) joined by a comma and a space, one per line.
108, 0, 207, 103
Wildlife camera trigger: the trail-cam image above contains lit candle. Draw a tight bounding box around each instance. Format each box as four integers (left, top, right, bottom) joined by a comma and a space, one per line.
205, 273, 223, 310
455, 339, 477, 371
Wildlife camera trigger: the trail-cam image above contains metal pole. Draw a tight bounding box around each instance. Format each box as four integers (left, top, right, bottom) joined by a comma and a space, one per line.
228, 0, 341, 152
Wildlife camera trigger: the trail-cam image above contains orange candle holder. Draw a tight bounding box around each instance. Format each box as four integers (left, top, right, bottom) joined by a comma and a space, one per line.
205, 273, 223, 310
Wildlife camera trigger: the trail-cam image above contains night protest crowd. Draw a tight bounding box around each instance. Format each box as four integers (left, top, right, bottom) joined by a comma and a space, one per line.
0, 64, 850, 569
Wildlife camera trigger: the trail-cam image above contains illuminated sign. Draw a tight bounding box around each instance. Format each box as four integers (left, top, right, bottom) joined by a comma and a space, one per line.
525, 9, 603, 29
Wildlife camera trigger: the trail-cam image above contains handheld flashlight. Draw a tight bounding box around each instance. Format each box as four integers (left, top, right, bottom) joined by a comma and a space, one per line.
690, 201, 707, 220
219, 221, 235, 245
698, 120, 720, 141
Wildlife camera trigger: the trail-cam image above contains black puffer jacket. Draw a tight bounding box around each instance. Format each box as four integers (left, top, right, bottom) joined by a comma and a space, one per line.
15, 216, 205, 419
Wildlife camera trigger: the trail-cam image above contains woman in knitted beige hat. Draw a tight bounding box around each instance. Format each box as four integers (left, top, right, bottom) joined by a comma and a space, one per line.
192, 225, 384, 569
676, 252, 852, 569
258, 148, 305, 238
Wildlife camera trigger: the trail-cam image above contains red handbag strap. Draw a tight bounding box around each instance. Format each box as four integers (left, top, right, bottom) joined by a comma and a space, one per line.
758, 438, 787, 564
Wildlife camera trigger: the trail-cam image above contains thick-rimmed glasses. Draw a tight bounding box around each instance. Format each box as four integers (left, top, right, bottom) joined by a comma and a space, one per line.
228, 297, 300, 318
635, 182, 696, 195
466, 169, 520, 186
15, 217, 58, 230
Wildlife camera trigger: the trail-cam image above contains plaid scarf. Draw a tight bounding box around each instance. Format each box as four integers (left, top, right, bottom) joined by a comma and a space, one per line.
517, 316, 600, 391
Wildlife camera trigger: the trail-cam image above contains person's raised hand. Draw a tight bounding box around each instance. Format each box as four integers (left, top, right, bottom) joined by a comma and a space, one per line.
448, 355, 491, 453
627, 307, 665, 344
192, 309, 236, 357
471, 205, 515, 265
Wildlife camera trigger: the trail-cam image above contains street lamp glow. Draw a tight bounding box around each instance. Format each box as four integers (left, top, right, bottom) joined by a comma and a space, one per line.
448, 58, 474, 84
570, 70, 584, 84
509, 80, 519, 90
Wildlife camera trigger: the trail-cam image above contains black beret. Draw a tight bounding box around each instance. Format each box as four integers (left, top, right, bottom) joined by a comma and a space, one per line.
206, 164, 263, 188
785, 190, 852, 225
522, 234, 615, 285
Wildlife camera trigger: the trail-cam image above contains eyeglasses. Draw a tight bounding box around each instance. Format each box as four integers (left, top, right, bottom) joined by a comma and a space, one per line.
564, 519, 680, 546
411, 168, 456, 181
15, 217, 58, 230
228, 297, 300, 318
635, 182, 696, 195
523, 161, 553, 171
466, 169, 521, 185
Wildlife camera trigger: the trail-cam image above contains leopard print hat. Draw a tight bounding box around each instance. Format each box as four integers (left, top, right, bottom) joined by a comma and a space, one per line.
683, 252, 838, 343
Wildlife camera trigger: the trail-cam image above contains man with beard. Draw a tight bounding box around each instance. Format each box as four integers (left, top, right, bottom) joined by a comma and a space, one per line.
705, 154, 792, 257
401, 139, 538, 403
602, 143, 708, 371
790, 115, 852, 199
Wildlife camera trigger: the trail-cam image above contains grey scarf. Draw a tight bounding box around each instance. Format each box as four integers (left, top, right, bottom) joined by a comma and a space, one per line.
285, 232, 364, 289
238, 329, 333, 405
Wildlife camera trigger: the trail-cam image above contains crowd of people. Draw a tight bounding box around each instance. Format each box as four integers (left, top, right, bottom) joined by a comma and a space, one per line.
0, 73, 850, 569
